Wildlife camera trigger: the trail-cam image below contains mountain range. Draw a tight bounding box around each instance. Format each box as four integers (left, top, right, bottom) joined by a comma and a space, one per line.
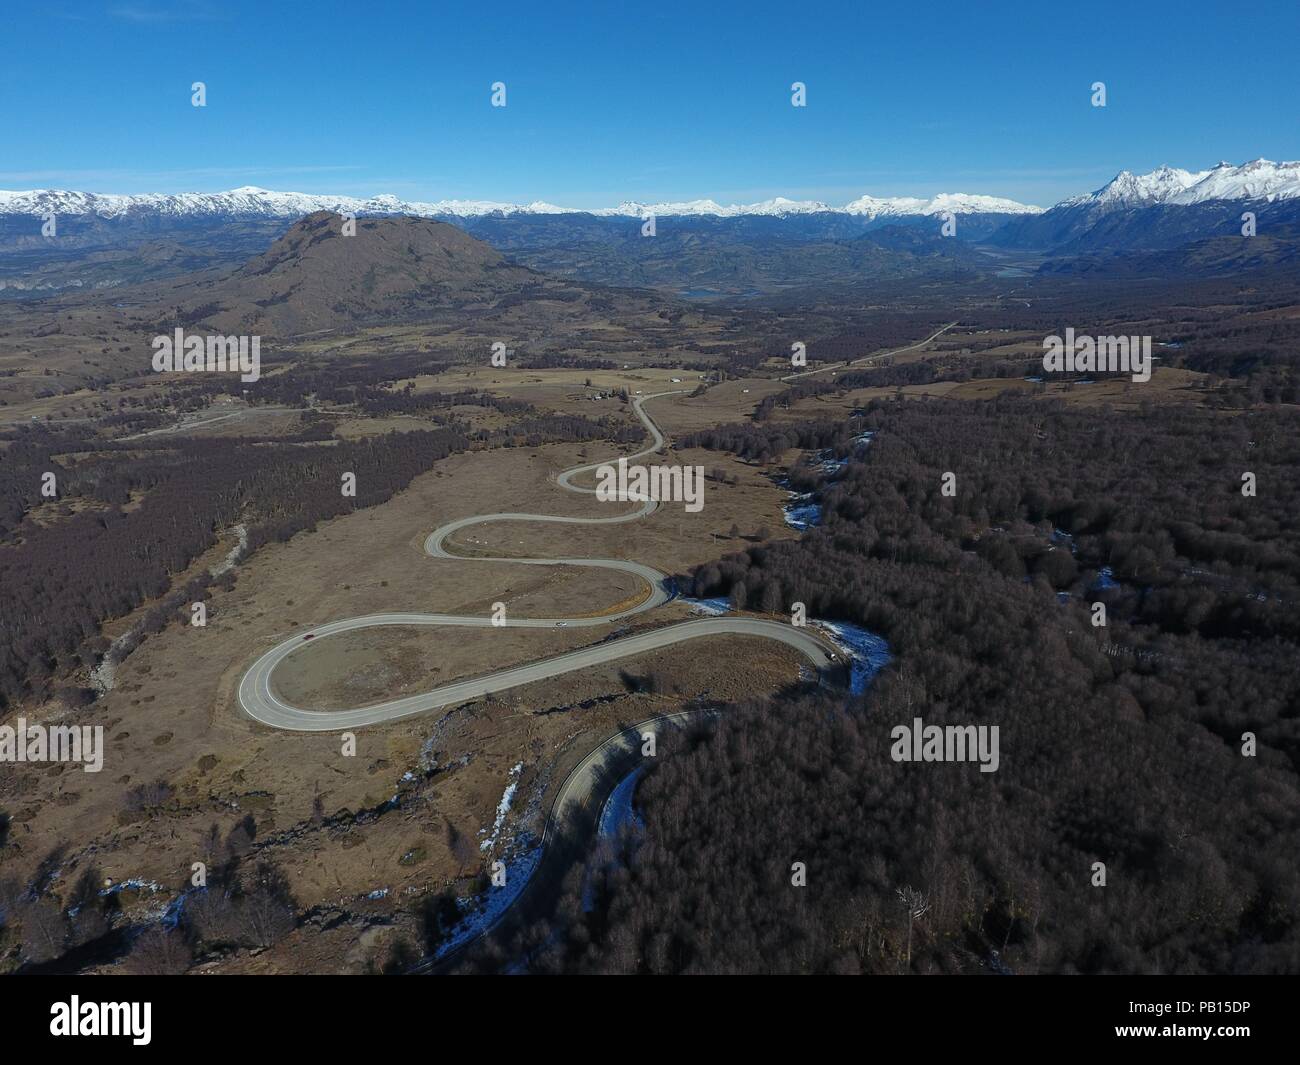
4, 159, 1297, 227
991, 159, 1300, 253
0, 186, 1043, 222
3, 159, 1298, 296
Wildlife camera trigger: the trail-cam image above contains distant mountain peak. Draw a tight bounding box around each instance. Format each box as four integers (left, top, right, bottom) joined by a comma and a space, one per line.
1, 162, 1292, 228
0, 185, 1043, 221
1066, 159, 1300, 211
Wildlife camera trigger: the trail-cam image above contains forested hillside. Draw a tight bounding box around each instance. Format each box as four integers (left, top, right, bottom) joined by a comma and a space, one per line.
525, 396, 1300, 974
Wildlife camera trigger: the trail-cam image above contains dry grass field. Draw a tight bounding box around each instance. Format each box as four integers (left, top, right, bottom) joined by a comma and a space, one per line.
3, 389, 813, 972
7, 291, 1276, 973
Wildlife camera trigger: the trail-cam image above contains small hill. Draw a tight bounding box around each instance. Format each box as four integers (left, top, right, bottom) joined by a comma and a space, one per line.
164, 211, 550, 337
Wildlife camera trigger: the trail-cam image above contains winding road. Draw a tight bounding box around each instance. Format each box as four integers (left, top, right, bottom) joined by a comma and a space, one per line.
238, 391, 840, 732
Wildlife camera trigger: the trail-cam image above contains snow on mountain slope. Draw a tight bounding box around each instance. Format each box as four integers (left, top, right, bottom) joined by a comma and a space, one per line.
842, 194, 927, 217
1168, 159, 1300, 205
988, 159, 1300, 252
1063, 159, 1300, 211
1061, 166, 1210, 209
0, 186, 583, 220
589, 192, 1040, 218
2, 162, 1293, 226
844, 192, 1041, 218
0, 185, 1040, 220
589, 197, 843, 217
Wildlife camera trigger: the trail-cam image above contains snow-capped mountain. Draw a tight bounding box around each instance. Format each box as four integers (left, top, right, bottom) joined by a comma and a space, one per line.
1168, 158, 1300, 205
1060, 159, 1300, 212
843, 192, 1042, 219
2, 160, 1293, 230
5, 160, 1296, 273
1060, 165, 1213, 210
590, 197, 839, 218
991, 158, 1300, 252
0, 184, 1042, 221
0, 185, 582, 221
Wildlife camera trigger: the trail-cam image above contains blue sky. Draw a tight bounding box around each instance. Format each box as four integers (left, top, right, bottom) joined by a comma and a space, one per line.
6, 0, 1299, 208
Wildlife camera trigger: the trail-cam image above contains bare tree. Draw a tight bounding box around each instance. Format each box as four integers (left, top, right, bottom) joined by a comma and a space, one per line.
126, 928, 193, 975
896, 885, 930, 969
19, 899, 68, 964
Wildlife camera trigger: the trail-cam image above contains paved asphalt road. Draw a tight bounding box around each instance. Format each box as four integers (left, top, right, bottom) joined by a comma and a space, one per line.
238, 391, 839, 731
408, 708, 716, 973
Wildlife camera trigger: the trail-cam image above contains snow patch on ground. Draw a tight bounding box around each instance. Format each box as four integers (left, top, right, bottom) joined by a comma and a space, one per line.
89, 629, 135, 696
480, 762, 523, 852
782, 432, 873, 529
99, 878, 163, 897
812, 620, 893, 695
433, 841, 543, 961
783, 494, 823, 530
210, 523, 248, 576
598, 765, 647, 841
